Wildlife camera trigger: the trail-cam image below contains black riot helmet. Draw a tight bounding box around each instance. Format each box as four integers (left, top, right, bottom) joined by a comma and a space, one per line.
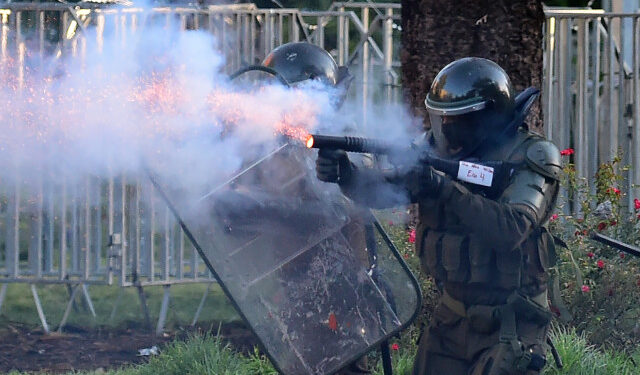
262, 42, 353, 107
425, 57, 516, 160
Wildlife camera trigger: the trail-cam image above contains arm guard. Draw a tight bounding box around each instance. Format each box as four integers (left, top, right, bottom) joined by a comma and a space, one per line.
500, 140, 561, 224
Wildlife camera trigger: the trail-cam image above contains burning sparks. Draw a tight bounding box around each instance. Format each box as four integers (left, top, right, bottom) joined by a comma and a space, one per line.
0, 30, 333, 187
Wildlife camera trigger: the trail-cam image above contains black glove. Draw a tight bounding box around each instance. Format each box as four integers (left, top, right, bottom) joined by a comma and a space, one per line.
315, 149, 353, 185
404, 165, 446, 198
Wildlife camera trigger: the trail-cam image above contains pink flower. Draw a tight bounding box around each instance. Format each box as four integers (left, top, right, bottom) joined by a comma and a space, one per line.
635, 198, 640, 210
391, 343, 399, 351
597, 259, 605, 269
403, 253, 410, 260
587, 252, 595, 258
388, 221, 394, 226
550, 214, 559, 222
408, 229, 416, 243
581, 285, 590, 293
560, 148, 574, 156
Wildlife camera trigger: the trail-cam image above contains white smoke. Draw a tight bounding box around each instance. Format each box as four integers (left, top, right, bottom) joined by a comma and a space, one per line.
0, 7, 419, 210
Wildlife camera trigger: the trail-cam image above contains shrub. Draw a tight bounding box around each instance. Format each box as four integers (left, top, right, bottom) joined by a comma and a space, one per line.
550, 152, 640, 352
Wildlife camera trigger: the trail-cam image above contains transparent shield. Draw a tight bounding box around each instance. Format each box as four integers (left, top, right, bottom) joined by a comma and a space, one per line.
148, 144, 420, 375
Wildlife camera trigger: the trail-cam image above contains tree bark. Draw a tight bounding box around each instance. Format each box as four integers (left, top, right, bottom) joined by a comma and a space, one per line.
400, 0, 545, 132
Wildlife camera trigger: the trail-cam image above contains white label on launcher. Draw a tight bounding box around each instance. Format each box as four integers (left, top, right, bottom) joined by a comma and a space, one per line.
457, 161, 494, 187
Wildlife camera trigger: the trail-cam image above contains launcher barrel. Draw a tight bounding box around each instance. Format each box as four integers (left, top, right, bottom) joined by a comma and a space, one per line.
305, 134, 394, 154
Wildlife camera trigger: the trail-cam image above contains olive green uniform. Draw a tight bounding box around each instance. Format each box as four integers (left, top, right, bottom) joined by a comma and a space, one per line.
411, 129, 561, 375
343, 128, 561, 375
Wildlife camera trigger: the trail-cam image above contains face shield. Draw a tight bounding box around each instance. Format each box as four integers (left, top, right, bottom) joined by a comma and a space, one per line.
289, 67, 353, 109
428, 111, 488, 159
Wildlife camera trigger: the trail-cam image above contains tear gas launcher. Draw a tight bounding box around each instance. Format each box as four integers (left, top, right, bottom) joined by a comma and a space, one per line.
305, 88, 542, 191
305, 133, 513, 191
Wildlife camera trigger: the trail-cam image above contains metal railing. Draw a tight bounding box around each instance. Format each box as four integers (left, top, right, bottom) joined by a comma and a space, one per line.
0, 1, 402, 334
3, 1, 637, 333
543, 7, 640, 210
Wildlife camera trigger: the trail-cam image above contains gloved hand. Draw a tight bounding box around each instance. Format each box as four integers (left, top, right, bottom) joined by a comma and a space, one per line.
315, 149, 353, 185
404, 165, 446, 198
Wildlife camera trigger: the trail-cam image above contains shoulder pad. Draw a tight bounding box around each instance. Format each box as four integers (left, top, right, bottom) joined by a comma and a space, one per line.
525, 140, 562, 180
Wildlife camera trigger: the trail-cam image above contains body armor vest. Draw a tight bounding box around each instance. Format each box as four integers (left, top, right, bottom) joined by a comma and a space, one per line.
415, 130, 557, 301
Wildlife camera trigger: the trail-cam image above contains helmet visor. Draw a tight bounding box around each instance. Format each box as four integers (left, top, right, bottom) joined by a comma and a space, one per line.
429, 112, 486, 158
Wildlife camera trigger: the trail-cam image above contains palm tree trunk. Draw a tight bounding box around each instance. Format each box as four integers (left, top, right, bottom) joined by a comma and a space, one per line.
400, 0, 545, 132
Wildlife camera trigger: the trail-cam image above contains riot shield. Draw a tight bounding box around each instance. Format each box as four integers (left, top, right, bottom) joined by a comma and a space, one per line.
148, 144, 421, 374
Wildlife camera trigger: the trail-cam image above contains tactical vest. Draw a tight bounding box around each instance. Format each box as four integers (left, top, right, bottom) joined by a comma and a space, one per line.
415, 130, 557, 297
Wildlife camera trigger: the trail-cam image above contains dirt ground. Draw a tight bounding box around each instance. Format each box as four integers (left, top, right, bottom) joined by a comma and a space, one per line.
0, 321, 258, 374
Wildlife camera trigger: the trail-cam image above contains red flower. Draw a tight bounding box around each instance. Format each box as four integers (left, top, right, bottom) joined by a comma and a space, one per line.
606, 187, 621, 196
587, 252, 594, 258
550, 214, 559, 222
583, 229, 588, 235
597, 222, 607, 231
408, 229, 416, 243
581, 285, 590, 293
635, 198, 640, 210
610, 220, 617, 226
620, 252, 626, 259
560, 148, 574, 156
403, 253, 410, 260
391, 343, 399, 351
597, 259, 605, 269
388, 221, 394, 226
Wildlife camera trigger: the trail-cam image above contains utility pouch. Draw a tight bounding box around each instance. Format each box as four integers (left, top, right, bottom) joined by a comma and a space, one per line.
467, 304, 499, 334
508, 292, 552, 327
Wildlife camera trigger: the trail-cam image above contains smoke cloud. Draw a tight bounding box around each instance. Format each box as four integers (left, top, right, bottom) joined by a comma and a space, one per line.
0, 8, 419, 211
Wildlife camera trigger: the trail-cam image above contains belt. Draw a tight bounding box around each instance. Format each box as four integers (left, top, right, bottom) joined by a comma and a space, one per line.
441, 289, 549, 318
441, 289, 468, 317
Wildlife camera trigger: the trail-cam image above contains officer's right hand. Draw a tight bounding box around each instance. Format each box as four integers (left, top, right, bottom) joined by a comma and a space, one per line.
316, 149, 353, 185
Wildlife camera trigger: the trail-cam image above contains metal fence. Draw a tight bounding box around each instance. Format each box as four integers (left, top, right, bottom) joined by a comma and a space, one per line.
3, 1, 638, 334
543, 8, 640, 211
0, 1, 402, 334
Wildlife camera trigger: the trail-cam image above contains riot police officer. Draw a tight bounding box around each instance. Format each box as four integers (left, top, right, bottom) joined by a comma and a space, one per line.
316, 57, 561, 374
262, 42, 353, 108
262, 42, 371, 375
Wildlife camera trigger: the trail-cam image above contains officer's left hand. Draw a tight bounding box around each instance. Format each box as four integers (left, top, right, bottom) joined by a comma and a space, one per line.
405, 165, 446, 198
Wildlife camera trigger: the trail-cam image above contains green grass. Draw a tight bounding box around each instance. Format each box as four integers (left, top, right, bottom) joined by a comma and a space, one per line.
9, 327, 639, 375
4, 300, 640, 375
543, 326, 640, 375
0, 283, 239, 331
